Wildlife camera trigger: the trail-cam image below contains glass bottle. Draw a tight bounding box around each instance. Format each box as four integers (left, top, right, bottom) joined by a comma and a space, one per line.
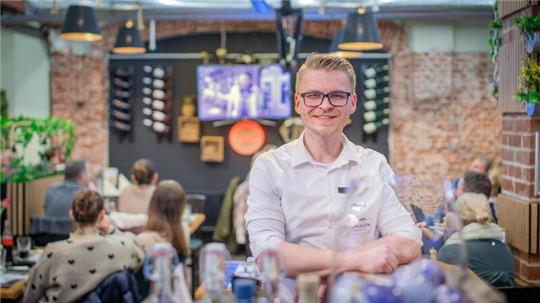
297, 273, 319, 303
1, 222, 14, 263
198, 243, 234, 303
259, 249, 280, 302
142, 243, 178, 303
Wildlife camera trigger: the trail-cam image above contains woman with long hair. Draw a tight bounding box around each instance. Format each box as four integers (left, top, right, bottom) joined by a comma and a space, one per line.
136, 179, 190, 259
24, 189, 144, 303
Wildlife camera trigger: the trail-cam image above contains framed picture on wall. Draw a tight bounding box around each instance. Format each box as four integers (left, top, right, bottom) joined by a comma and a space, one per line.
201, 136, 224, 163
178, 116, 200, 143
536, 132, 540, 196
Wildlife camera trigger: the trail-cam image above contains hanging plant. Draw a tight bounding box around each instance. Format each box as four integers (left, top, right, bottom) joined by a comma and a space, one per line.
488, 2, 501, 97
514, 15, 540, 54
516, 57, 540, 104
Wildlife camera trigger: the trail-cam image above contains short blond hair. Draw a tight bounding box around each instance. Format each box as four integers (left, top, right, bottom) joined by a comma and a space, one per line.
295, 53, 356, 91
456, 193, 493, 225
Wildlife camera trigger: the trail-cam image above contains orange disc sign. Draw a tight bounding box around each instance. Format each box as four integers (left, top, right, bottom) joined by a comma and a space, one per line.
228, 120, 266, 156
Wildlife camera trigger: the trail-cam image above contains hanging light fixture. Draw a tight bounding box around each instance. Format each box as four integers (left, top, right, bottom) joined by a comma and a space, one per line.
328, 29, 362, 59
61, 5, 102, 42
113, 20, 146, 54
338, 8, 383, 51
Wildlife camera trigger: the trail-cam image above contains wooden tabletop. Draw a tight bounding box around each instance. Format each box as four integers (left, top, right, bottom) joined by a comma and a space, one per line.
0, 280, 26, 300
189, 213, 206, 235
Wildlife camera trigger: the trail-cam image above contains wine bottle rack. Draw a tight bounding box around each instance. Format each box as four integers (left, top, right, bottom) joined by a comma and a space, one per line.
361, 60, 390, 138
109, 66, 134, 136
141, 65, 173, 140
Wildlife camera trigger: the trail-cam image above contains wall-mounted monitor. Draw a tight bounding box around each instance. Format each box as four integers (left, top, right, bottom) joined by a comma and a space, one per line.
197, 64, 291, 121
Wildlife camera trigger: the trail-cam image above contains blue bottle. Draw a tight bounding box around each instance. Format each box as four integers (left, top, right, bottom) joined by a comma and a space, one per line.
234, 279, 256, 303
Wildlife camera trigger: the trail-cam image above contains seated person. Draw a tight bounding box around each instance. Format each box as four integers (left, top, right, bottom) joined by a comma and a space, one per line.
44, 160, 90, 219
437, 193, 515, 287
452, 156, 493, 192
24, 189, 144, 303
457, 170, 497, 222
135, 180, 189, 260
118, 158, 158, 214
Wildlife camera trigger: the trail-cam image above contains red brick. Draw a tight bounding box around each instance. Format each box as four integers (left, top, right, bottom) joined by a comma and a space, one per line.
514, 256, 522, 275
502, 118, 514, 132
516, 150, 535, 165
510, 134, 522, 147
515, 181, 534, 197
512, 247, 540, 264
502, 148, 515, 162
522, 134, 535, 149
516, 118, 532, 132
508, 164, 522, 179
501, 177, 514, 192
523, 167, 535, 182
532, 118, 540, 132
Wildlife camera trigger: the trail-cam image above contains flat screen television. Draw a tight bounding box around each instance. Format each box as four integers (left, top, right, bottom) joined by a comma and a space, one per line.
197, 64, 292, 121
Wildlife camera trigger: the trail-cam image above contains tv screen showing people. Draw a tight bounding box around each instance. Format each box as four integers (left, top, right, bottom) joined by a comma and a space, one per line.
197, 64, 292, 121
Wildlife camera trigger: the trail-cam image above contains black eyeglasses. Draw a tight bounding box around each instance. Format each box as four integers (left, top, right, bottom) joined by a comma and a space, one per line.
299, 91, 351, 107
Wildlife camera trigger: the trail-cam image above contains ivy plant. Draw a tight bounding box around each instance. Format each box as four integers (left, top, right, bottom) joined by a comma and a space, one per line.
514, 15, 540, 36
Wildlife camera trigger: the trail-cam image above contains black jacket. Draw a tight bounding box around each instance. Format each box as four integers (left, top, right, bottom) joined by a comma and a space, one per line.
81, 270, 141, 303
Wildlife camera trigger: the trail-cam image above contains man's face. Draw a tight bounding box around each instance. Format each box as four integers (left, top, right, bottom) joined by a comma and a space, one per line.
78, 163, 90, 185
294, 69, 357, 138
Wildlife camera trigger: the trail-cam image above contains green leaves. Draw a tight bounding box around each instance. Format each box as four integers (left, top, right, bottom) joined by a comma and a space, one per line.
514, 16, 540, 36
1, 117, 75, 183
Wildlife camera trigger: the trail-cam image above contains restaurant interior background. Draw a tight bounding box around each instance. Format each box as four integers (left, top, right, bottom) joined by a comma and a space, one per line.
1, 0, 540, 289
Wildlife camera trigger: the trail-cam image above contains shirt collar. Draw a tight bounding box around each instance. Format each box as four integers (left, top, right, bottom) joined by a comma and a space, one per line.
291, 131, 360, 168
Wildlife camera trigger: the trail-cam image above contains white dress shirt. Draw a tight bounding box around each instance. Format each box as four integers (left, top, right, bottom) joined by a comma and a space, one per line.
245, 133, 421, 300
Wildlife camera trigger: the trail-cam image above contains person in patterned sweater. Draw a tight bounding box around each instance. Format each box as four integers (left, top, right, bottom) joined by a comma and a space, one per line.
24, 189, 144, 303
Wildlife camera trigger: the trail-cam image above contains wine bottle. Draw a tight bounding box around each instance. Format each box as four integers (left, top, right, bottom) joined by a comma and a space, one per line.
297, 274, 320, 303
113, 78, 131, 89
112, 121, 132, 131
142, 77, 152, 85
363, 118, 389, 134
114, 89, 131, 99
142, 107, 153, 116
152, 100, 166, 111
363, 64, 389, 78
364, 87, 390, 100
363, 97, 390, 111
152, 111, 168, 122
143, 65, 153, 73
112, 99, 130, 110
142, 87, 152, 96
153, 79, 166, 89
2, 222, 14, 262
112, 110, 131, 121
363, 108, 389, 122
152, 89, 166, 100
114, 68, 132, 78
143, 119, 153, 127
153, 121, 170, 134
153, 67, 166, 79
364, 75, 389, 89
142, 97, 152, 105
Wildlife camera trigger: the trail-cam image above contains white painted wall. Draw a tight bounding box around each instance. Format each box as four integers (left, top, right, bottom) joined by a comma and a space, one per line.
1, 27, 50, 118
405, 20, 490, 53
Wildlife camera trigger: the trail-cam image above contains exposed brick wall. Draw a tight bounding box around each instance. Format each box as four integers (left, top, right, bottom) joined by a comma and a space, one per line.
501, 115, 540, 202
390, 52, 502, 179
49, 19, 502, 181
50, 53, 109, 168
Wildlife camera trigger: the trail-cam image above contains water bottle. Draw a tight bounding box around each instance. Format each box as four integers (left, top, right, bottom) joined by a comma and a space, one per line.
142, 243, 178, 303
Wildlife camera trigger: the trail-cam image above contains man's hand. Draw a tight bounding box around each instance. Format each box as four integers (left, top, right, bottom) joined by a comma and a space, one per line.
350, 245, 399, 273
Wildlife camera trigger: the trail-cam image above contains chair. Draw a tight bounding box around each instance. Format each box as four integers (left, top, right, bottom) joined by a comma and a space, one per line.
31, 216, 72, 246
185, 193, 206, 296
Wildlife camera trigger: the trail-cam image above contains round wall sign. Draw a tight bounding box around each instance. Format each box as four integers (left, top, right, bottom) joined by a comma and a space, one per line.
228, 120, 266, 156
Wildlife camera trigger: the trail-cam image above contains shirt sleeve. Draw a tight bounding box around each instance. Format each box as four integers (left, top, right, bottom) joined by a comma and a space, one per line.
245, 154, 286, 259
376, 159, 422, 245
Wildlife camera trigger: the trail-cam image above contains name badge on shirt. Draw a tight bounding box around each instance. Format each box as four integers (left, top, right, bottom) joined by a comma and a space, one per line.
337, 186, 349, 194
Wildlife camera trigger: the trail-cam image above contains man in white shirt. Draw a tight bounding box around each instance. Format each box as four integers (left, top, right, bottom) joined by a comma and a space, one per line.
245, 54, 421, 300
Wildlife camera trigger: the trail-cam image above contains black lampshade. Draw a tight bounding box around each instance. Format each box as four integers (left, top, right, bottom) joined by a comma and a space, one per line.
61, 5, 102, 42
329, 29, 362, 59
113, 20, 146, 54
338, 10, 383, 51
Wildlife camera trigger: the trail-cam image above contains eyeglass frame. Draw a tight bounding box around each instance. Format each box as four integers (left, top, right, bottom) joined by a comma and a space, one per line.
298, 91, 352, 108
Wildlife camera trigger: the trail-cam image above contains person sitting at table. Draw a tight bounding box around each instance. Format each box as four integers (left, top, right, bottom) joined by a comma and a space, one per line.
437, 193, 515, 287
135, 179, 189, 260
24, 189, 144, 303
117, 158, 158, 214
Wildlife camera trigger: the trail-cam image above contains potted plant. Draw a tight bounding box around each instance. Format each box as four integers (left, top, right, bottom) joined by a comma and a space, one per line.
516, 58, 540, 116
514, 15, 540, 54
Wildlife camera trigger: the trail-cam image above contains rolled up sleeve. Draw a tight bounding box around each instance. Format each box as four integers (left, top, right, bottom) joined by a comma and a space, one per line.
377, 160, 422, 245
245, 154, 286, 259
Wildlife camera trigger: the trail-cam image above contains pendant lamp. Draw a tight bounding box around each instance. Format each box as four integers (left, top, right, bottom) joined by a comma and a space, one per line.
113, 20, 146, 54
61, 5, 102, 42
338, 9, 383, 51
328, 29, 362, 59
